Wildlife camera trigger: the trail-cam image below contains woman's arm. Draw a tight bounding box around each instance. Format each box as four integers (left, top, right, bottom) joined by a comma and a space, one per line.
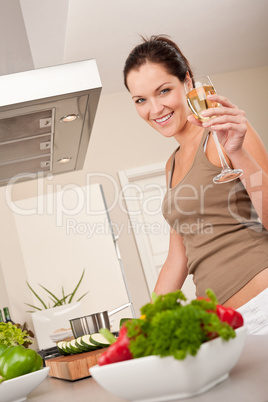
229, 123, 268, 228
154, 227, 188, 295
154, 156, 189, 295
188, 95, 268, 229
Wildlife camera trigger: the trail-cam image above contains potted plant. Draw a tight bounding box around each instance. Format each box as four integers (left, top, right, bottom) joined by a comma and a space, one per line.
25, 269, 88, 311
25, 269, 88, 350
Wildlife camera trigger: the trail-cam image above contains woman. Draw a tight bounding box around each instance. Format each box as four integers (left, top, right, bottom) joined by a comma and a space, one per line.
123, 35, 268, 334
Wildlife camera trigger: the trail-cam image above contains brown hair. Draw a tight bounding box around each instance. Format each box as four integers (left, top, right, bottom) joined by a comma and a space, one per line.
123, 35, 194, 90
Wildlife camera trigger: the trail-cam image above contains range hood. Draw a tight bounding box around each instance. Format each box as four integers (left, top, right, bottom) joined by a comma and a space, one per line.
0, 59, 102, 186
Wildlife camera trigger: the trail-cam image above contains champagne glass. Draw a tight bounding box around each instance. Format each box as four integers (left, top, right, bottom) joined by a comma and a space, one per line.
184, 75, 243, 184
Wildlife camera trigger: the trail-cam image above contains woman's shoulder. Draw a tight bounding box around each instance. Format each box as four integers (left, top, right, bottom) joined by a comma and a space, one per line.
165, 146, 180, 186
165, 154, 173, 173
165, 146, 180, 173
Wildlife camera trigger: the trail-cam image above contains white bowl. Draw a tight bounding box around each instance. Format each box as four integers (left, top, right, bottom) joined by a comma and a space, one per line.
0, 367, 50, 402
90, 326, 247, 402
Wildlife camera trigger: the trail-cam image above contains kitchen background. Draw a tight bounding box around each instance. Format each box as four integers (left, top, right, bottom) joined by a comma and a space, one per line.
0, 0, 267, 340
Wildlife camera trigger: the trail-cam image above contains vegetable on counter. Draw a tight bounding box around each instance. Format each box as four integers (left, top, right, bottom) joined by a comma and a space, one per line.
0, 322, 42, 383
214, 305, 243, 330
0, 345, 43, 383
98, 325, 132, 366
195, 290, 244, 334
57, 332, 111, 356
98, 289, 244, 366
0, 321, 33, 347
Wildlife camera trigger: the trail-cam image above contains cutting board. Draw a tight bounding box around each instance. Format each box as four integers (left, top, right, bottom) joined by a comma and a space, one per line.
45, 348, 108, 381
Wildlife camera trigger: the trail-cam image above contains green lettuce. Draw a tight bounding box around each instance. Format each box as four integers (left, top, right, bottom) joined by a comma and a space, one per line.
0, 322, 32, 347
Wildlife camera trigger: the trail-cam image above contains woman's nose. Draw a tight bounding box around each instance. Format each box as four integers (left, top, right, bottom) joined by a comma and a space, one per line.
150, 99, 164, 116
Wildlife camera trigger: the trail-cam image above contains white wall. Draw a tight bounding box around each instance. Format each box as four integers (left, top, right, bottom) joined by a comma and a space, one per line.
0, 261, 9, 308
1, 65, 267, 327
212, 66, 268, 148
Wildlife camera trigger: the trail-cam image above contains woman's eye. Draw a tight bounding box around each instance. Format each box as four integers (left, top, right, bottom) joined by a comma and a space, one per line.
135, 98, 146, 104
160, 88, 170, 95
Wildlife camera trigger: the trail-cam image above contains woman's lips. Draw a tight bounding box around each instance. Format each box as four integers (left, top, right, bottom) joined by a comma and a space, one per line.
154, 112, 174, 125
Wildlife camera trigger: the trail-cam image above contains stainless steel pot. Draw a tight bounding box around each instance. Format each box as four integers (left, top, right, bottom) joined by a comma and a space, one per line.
69, 302, 132, 338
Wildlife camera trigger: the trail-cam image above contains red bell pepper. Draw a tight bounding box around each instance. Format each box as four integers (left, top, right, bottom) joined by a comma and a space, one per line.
215, 305, 243, 329
98, 325, 133, 366
197, 297, 244, 330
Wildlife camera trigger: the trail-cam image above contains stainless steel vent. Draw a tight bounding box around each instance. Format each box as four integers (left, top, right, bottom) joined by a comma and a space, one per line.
0, 59, 102, 186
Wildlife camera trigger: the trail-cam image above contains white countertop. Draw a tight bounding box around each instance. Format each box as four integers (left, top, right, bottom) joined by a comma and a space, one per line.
28, 334, 268, 402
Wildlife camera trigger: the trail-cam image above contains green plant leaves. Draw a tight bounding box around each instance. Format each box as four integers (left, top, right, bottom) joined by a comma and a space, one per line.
26, 282, 48, 310
25, 269, 88, 312
69, 268, 85, 303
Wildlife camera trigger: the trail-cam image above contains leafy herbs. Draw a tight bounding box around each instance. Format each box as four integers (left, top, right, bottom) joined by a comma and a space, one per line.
125, 289, 235, 360
0, 322, 33, 347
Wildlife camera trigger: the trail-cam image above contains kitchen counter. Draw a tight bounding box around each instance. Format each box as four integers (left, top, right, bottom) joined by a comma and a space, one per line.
28, 334, 268, 402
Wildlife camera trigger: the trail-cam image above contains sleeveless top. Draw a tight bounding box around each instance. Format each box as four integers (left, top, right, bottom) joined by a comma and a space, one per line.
162, 129, 268, 304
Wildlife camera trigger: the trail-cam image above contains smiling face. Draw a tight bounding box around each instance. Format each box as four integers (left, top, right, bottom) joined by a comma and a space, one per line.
127, 62, 190, 139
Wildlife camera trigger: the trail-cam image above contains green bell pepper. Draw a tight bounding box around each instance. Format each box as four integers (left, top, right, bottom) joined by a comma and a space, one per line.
0, 345, 43, 382
0, 344, 8, 356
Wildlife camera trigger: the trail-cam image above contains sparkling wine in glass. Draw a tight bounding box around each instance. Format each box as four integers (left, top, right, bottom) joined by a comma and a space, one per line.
185, 75, 243, 184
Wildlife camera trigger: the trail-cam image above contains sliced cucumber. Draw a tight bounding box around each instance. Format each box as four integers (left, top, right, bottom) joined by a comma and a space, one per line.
65, 341, 79, 354
75, 336, 92, 352
57, 341, 69, 356
57, 332, 110, 356
69, 339, 82, 354
90, 333, 111, 348
99, 328, 116, 344
80, 335, 98, 350
65, 342, 73, 354
75, 337, 90, 352
61, 341, 72, 355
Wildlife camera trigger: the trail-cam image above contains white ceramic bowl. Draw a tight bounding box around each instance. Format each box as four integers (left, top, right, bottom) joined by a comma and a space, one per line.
90, 326, 247, 402
0, 367, 50, 402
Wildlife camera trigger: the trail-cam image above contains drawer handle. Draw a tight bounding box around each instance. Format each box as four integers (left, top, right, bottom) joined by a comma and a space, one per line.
40, 141, 51, 150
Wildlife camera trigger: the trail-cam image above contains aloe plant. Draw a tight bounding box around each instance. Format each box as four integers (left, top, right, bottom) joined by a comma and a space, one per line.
25, 269, 88, 312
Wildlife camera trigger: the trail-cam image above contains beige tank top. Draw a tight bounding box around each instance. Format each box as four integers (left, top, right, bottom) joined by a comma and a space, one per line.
162, 129, 268, 304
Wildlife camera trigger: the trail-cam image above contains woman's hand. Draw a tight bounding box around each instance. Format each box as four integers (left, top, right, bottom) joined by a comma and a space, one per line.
187, 94, 248, 156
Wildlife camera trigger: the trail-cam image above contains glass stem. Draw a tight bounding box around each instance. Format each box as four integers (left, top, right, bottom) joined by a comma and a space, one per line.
212, 131, 231, 171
